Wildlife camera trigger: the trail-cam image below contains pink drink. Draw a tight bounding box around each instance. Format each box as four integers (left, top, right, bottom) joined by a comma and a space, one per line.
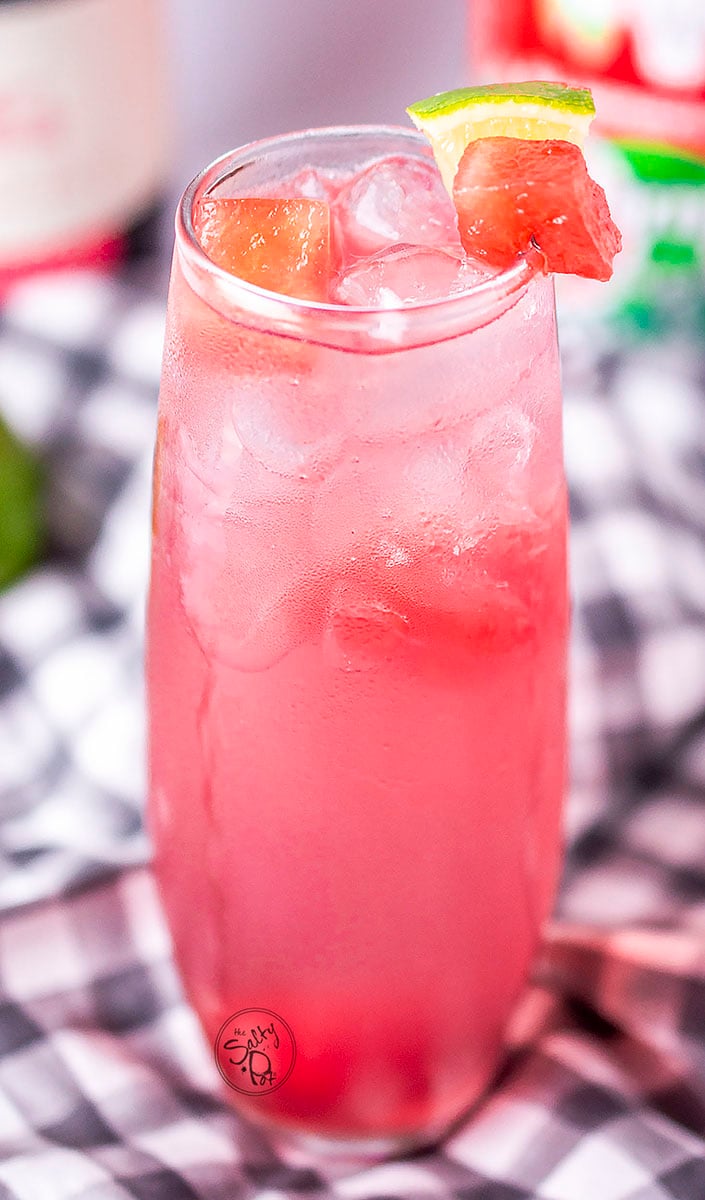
148, 127, 567, 1153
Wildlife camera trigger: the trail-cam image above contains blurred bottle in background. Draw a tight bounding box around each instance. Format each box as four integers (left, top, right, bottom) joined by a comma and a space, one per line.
0, 0, 167, 288
470, 0, 705, 337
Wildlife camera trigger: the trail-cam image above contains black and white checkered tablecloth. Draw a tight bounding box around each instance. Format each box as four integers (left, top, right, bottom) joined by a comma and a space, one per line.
2, 263, 705, 1199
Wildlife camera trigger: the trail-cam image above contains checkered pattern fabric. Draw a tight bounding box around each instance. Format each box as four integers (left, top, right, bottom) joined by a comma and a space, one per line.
1, 264, 705, 1198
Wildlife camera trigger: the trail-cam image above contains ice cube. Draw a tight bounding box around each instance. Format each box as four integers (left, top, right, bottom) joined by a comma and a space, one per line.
231, 375, 345, 478
334, 154, 461, 258
323, 583, 412, 672
332, 244, 489, 307
201, 564, 328, 673
311, 424, 560, 664
172, 420, 244, 513
467, 405, 540, 518
269, 166, 343, 203
311, 433, 486, 615
177, 448, 328, 672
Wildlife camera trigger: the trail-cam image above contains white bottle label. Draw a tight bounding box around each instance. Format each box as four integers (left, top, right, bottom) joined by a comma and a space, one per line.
0, 0, 167, 263
537, 0, 705, 89
628, 0, 705, 90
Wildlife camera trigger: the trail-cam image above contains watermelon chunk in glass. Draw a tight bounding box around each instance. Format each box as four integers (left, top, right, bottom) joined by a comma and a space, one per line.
194, 197, 332, 301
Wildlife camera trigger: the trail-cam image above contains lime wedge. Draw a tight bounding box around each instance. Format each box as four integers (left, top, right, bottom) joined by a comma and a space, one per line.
407, 81, 595, 193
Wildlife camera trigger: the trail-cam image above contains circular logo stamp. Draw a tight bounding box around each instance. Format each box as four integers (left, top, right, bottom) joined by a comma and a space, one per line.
214, 1008, 296, 1096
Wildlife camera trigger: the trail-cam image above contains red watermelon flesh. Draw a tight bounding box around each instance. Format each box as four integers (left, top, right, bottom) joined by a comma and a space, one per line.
194, 197, 332, 301
453, 137, 622, 281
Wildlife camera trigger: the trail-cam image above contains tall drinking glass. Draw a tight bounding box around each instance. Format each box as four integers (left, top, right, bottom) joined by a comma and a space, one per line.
147, 126, 568, 1157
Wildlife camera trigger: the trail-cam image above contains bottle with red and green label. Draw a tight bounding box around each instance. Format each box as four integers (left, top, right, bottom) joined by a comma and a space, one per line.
470, 0, 705, 334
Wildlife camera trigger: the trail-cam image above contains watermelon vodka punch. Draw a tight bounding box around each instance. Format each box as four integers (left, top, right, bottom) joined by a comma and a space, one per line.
148, 85, 621, 1154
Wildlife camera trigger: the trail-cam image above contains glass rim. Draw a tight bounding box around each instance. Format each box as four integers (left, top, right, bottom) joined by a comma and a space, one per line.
175, 124, 547, 353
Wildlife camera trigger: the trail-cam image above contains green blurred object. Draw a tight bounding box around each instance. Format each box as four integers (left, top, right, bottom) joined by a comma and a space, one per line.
591, 140, 705, 341
618, 141, 705, 186
0, 414, 43, 591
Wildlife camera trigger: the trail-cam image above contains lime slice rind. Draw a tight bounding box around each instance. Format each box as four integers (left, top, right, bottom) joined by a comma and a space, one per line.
407, 82, 595, 122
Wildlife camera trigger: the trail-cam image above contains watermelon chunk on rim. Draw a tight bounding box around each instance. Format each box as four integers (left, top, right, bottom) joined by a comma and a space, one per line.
453, 136, 622, 281
194, 197, 332, 302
